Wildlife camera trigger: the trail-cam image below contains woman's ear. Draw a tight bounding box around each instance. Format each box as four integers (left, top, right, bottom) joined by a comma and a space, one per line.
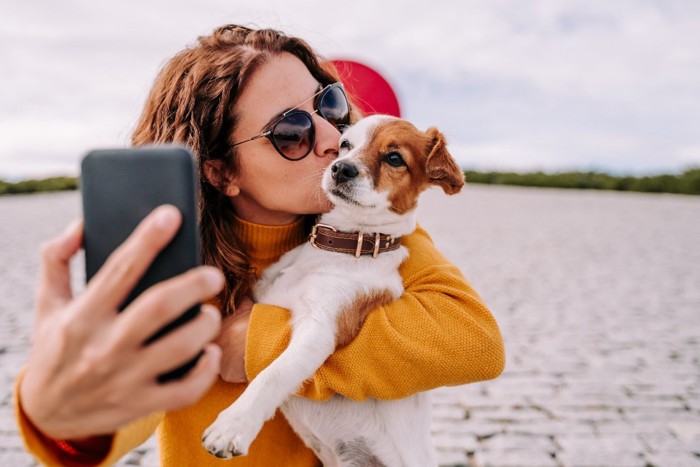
425, 127, 465, 195
203, 160, 240, 197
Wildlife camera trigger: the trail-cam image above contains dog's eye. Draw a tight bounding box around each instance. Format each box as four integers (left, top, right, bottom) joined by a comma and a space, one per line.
383, 152, 406, 167
339, 139, 351, 151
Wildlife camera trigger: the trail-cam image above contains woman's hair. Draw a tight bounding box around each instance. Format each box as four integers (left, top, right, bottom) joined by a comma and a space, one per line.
131, 24, 342, 315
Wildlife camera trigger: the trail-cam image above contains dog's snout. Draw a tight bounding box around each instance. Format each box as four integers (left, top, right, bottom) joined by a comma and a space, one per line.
331, 161, 359, 184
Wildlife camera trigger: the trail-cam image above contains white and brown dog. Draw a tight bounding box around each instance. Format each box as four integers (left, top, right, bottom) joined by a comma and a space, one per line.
202, 114, 465, 466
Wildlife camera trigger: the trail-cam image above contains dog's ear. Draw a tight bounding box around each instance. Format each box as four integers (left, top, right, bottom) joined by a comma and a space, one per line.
425, 127, 465, 195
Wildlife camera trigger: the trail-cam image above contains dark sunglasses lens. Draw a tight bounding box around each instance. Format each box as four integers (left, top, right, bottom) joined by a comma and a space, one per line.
318, 86, 350, 127
272, 112, 314, 160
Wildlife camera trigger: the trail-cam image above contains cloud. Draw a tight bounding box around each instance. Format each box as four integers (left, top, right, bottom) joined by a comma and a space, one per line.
1, 0, 699, 178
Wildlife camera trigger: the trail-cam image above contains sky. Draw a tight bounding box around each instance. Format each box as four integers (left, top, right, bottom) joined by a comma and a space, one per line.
2, 0, 700, 180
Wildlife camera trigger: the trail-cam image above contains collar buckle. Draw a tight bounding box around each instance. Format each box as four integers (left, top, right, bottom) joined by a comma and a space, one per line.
310, 223, 336, 249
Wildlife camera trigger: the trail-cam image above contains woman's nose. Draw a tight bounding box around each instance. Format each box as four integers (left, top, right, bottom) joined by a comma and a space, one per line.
312, 115, 340, 159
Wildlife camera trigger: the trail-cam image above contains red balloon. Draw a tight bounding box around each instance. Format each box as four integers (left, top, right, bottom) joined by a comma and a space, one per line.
331, 59, 401, 118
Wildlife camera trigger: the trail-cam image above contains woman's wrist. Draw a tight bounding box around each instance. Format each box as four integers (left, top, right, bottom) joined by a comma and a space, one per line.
18, 368, 55, 438
17, 374, 113, 463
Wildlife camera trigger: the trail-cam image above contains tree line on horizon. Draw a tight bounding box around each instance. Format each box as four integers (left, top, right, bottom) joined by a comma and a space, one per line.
1, 168, 699, 196
463, 167, 700, 195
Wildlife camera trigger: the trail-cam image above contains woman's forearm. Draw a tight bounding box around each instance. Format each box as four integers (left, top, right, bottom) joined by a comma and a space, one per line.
244, 226, 505, 401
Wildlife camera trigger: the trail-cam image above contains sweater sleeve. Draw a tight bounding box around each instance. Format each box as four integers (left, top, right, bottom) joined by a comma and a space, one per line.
13, 368, 163, 466
245, 225, 505, 401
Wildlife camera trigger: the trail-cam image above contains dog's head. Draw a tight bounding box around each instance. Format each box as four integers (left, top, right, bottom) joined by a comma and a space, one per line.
322, 115, 464, 224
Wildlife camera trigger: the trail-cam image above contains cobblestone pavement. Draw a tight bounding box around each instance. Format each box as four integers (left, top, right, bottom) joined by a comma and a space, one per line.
1, 185, 699, 467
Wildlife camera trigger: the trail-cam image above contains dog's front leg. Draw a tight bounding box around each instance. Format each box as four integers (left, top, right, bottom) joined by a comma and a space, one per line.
202, 314, 337, 458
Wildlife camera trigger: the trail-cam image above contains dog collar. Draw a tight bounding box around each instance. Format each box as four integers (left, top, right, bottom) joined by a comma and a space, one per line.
309, 223, 401, 258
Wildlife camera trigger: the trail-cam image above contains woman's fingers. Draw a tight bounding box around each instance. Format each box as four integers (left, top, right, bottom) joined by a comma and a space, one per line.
134, 305, 222, 379
35, 219, 84, 318
81, 205, 182, 314
139, 343, 222, 413
112, 267, 224, 349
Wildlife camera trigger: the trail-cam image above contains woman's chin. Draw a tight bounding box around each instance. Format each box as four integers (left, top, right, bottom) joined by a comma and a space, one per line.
311, 196, 333, 214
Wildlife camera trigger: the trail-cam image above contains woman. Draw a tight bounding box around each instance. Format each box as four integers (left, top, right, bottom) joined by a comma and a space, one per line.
15, 24, 505, 466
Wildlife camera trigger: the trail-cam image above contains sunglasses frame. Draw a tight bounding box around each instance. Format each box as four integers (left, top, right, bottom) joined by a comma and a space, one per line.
229, 82, 350, 161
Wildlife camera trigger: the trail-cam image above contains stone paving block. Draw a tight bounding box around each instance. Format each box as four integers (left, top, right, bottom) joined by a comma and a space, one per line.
433, 403, 470, 420
475, 449, 559, 467
433, 431, 480, 452
544, 395, 627, 411
0, 449, 38, 467
638, 431, 693, 453
461, 422, 507, 439
480, 433, 557, 453
139, 448, 161, 467
485, 381, 561, 398
435, 448, 470, 467
1, 361, 26, 385
0, 432, 26, 450
432, 420, 485, 439
544, 391, 629, 405
469, 408, 554, 426
619, 400, 690, 414
0, 409, 19, 433
140, 433, 158, 451
685, 395, 700, 412
115, 449, 142, 465
556, 449, 646, 467
643, 451, 700, 467
0, 386, 12, 408
432, 418, 477, 434
458, 394, 530, 411
668, 421, 700, 445
632, 393, 691, 405
624, 411, 700, 424
594, 419, 670, 436
508, 420, 596, 437
623, 382, 695, 399
556, 434, 647, 466
557, 414, 626, 427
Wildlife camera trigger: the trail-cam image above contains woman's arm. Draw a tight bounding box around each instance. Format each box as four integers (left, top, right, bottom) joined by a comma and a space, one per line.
15, 207, 224, 464
243, 225, 505, 401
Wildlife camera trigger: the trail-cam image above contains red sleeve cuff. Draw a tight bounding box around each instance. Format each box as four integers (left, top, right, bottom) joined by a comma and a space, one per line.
44, 434, 113, 466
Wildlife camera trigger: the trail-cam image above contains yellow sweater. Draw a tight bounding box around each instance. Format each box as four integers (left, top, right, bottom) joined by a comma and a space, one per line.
15, 217, 505, 466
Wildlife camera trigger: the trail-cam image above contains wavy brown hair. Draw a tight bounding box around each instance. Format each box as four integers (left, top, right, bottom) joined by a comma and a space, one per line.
131, 24, 343, 315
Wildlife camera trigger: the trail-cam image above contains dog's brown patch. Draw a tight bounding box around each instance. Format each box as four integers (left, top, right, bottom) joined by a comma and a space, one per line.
336, 289, 394, 348
358, 120, 465, 214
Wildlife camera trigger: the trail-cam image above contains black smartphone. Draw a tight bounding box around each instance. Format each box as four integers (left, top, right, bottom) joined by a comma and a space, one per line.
80, 145, 202, 383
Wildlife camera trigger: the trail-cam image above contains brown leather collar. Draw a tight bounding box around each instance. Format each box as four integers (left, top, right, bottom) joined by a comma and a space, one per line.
309, 223, 401, 258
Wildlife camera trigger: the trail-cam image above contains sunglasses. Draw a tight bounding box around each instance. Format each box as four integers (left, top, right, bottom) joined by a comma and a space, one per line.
229, 82, 351, 161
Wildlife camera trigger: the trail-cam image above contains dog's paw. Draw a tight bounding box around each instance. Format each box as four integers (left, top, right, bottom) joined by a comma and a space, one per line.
201, 413, 261, 458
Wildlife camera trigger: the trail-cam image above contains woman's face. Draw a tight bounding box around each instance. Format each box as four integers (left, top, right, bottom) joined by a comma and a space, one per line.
226, 52, 340, 225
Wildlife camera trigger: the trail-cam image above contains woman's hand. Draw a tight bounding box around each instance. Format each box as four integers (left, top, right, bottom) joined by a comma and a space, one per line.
19, 205, 224, 440
216, 296, 254, 383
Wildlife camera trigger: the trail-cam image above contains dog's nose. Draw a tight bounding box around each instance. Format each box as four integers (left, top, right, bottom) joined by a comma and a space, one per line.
331, 161, 359, 184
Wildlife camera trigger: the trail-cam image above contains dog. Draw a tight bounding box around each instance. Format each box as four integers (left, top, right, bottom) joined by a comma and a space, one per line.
202, 114, 465, 466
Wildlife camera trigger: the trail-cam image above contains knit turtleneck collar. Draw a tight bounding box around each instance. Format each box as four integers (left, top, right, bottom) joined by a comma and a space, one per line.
232, 214, 308, 276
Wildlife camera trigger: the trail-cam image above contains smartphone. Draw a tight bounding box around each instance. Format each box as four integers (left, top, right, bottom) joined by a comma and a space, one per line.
81, 145, 202, 383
